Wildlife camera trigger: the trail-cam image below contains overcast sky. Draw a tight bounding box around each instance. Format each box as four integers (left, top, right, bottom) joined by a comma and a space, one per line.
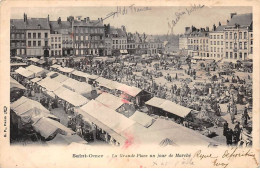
11, 6, 252, 35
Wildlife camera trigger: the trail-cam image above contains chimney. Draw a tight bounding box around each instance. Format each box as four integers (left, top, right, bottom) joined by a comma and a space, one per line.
24, 13, 27, 23
212, 24, 216, 31
47, 14, 49, 22
206, 27, 209, 32
230, 13, 237, 19
57, 17, 61, 25
185, 27, 190, 32
219, 22, 221, 26
86, 17, 90, 23
227, 20, 229, 24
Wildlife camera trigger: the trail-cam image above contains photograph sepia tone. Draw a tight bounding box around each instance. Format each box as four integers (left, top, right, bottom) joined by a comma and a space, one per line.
0, 0, 259, 168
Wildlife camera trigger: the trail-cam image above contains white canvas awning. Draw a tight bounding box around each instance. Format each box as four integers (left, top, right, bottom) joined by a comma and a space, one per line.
145, 97, 166, 108
33, 117, 75, 139
115, 83, 142, 97
95, 93, 125, 110
54, 87, 89, 107
26, 65, 46, 76
15, 67, 34, 78
51, 74, 69, 83
30, 77, 42, 83
160, 101, 192, 118
37, 77, 63, 92
78, 100, 135, 143
58, 67, 75, 73
46, 134, 87, 146
28, 58, 40, 63
50, 64, 61, 69
10, 96, 54, 124
10, 77, 26, 90
96, 77, 114, 90
129, 111, 155, 128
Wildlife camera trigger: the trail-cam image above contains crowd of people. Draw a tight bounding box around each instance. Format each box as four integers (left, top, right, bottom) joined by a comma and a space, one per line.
46, 55, 252, 146
11, 54, 252, 146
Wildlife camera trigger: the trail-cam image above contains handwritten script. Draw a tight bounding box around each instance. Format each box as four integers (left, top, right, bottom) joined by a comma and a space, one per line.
103, 4, 152, 22
167, 4, 205, 34
192, 147, 259, 168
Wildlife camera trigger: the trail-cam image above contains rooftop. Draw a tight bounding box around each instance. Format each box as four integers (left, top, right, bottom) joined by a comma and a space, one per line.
11, 18, 50, 30
227, 13, 252, 27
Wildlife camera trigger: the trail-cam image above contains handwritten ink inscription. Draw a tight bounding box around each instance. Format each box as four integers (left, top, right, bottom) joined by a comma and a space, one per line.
193, 148, 259, 168
167, 4, 205, 34
103, 4, 152, 22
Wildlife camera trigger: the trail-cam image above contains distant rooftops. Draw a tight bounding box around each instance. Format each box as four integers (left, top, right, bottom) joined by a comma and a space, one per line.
10, 18, 50, 30
227, 13, 252, 27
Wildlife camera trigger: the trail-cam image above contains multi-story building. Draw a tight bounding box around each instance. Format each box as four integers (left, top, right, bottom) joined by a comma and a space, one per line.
209, 23, 225, 59
73, 17, 105, 56
224, 13, 253, 61
126, 32, 137, 55
50, 17, 73, 56
198, 29, 209, 58
50, 33, 62, 57
179, 27, 192, 50
104, 37, 112, 56
249, 31, 253, 56
104, 25, 128, 56
25, 16, 51, 57
186, 26, 209, 57
147, 36, 164, 55
10, 15, 27, 57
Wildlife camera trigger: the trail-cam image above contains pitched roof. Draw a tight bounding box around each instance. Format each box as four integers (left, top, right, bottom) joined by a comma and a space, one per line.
129, 111, 155, 128
227, 13, 252, 26
73, 19, 104, 27
79, 100, 136, 137
95, 93, 125, 110
160, 101, 192, 118
50, 21, 72, 34
11, 18, 50, 30
215, 25, 226, 32
109, 27, 127, 38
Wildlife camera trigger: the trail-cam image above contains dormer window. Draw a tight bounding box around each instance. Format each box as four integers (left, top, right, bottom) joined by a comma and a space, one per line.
38, 24, 41, 29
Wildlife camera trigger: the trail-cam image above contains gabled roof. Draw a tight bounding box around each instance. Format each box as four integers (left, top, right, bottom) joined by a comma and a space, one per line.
79, 100, 136, 137
129, 111, 155, 128
95, 93, 125, 110
73, 19, 104, 27
11, 18, 50, 30
215, 25, 226, 32
227, 13, 252, 27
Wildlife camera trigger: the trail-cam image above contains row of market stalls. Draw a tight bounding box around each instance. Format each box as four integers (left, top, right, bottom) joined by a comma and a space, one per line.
13, 64, 220, 146
74, 99, 220, 146
50, 64, 152, 107
145, 97, 193, 124
10, 96, 86, 145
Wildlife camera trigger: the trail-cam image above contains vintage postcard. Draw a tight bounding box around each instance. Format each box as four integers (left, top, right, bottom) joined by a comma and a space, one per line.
0, 0, 259, 168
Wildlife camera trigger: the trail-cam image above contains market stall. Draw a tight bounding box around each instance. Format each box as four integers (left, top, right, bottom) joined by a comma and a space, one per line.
76, 100, 136, 145
46, 134, 87, 146
26, 65, 47, 77
32, 117, 75, 140
129, 111, 155, 128
15, 67, 35, 79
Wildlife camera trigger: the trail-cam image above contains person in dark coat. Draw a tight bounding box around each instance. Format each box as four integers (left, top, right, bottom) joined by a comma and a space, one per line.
233, 122, 241, 145
242, 107, 250, 126
223, 121, 228, 137
225, 128, 233, 145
